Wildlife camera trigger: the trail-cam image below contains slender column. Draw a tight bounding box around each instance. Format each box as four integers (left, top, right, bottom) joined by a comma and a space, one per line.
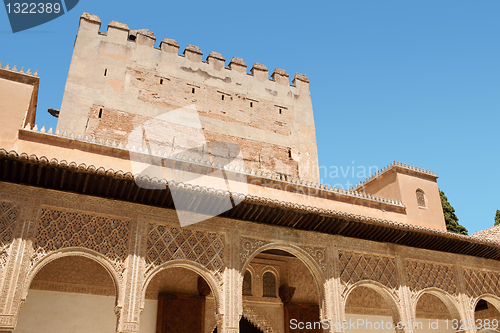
454, 265, 476, 333
0, 198, 38, 332
394, 252, 416, 333
322, 244, 344, 333
219, 230, 242, 333
117, 217, 147, 333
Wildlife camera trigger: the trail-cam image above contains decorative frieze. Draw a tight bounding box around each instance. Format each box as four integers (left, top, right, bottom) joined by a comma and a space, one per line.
339, 250, 397, 289
32, 208, 131, 277
146, 223, 225, 276
0, 201, 20, 268
463, 268, 500, 297
405, 259, 456, 295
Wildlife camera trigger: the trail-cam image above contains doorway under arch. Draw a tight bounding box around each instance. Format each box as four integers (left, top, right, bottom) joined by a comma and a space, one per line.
243, 248, 321, 333
141, 266, 218, 333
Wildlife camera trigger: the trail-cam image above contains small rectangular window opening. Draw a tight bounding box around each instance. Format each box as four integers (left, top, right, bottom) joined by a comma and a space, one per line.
221, 95, 224, 101
98, 108, 103, 119
250, 102, 253, 107
160, 79, 163, 85
279, 108, 282, 114
192, 88, 195, 93
288, 149, 292, 158
104, 69, 107, 76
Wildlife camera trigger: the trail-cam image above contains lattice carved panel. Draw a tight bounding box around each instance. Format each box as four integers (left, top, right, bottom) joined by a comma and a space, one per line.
146, 224, 225, 277
0, 201, 20, 268
339, 250, 397, 289
463, 268, 500, 297
33, 209, 130, 276
405, 260, 456, 294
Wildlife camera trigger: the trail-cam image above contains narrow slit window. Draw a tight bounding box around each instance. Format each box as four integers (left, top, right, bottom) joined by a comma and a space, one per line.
250, 102, 253, 107
222, 95, 224, 101
104, 69, 107, 76
98, 108, 103, 118
192, 88, 195, 93
279, 108, 282, 114
160, 79, 163, 85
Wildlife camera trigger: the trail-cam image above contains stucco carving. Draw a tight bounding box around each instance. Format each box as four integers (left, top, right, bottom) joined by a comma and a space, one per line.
339, 250, 397, 290
243, 305, 278, 333
405, 259, 457, 295
32, 208, 131, 278
463, 268, 500, 297
240, 237, 271, 265
302, 246, 327, 273
0, 201, 20, 269
146, 223, 225, 277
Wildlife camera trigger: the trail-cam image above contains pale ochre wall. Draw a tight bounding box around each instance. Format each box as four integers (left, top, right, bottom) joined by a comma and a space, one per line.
343, 314, 454, 333
360, 169, 447, 231
139, 300, 157, 333
14, 290, 116, 333
0, 77, 34, 142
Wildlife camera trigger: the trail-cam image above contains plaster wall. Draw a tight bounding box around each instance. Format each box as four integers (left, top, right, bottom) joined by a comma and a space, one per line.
14, 290, 116, 333
397, 171, 446, 230
360, 169, 446, 231
0, 77, 35, 143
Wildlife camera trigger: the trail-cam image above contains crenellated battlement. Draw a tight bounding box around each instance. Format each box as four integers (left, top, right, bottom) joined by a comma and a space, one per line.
0, 62, 38, 77
78, 13, 309, 87
351, 161, 437, 191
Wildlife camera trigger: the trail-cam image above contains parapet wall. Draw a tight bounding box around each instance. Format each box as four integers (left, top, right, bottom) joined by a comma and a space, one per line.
57, 13, 320, 182
0, 64, 39, 146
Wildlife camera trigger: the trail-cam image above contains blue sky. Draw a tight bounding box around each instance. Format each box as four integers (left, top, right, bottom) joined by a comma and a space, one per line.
2, 0, 499, 234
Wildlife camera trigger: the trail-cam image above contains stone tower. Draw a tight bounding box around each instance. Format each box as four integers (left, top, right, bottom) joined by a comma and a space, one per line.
57, 13, 320, 182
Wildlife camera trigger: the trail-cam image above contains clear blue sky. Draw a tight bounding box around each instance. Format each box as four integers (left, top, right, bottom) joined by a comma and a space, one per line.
2, 0, 499, 234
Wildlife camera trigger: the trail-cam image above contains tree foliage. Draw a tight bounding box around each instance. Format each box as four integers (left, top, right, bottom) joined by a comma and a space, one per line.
439, 190, 468, 235
495, 210, 500, 226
